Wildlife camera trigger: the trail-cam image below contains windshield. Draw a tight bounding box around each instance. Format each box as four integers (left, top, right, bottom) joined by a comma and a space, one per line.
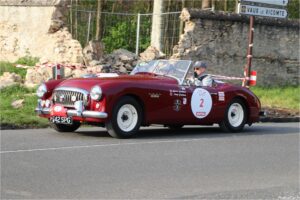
130, 60, 192, 84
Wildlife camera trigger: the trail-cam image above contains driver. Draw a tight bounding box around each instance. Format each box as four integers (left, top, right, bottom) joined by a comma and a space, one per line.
192, 61, 213, 87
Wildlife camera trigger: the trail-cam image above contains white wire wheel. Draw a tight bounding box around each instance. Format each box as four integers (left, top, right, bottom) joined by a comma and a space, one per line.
105, 96, 142, 138
227, 103, 244, 127
219, 98, 247, 133
117, 104, 138, 132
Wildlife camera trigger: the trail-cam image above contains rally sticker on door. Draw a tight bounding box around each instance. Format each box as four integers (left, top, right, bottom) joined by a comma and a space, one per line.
191, 88, 212, 119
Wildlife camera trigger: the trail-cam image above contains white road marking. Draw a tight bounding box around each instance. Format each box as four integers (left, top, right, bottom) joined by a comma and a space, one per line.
0, 138, 206, 154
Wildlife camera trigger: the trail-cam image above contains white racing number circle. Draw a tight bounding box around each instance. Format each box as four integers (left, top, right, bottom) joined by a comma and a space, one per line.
191, 88, 212, 119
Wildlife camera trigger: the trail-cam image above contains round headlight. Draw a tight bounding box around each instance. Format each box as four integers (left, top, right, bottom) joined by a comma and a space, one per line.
90, 85, 102, 100
36, 84, 47, 98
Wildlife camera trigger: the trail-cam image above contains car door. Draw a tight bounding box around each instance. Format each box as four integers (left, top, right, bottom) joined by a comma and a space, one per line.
172, 85, 223, 125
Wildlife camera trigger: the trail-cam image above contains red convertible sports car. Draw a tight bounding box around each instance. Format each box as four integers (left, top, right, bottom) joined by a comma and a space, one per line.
35, 60, 262, 138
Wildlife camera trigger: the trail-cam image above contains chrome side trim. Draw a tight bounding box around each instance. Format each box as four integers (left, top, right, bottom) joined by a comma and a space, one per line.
54, 87, 89, 95
67, 110, 108, 119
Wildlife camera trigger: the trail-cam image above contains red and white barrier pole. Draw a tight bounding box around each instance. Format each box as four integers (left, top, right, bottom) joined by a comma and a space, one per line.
55, 64, 61, 80
249, 70, 257, 86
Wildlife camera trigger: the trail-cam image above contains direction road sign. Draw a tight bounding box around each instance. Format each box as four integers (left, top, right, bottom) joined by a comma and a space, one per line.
239, 4, 288, 18
241, 0, 289, 6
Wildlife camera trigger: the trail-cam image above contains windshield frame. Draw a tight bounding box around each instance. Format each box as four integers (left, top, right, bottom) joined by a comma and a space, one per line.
132, 59, 193, 85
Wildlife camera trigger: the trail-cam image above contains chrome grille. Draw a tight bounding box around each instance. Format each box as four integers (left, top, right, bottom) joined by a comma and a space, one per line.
52, 87, 88, 107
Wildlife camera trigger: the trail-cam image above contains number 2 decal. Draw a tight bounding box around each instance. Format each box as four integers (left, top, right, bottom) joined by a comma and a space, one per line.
191, 88, 212, 119
200, 99, 204, 107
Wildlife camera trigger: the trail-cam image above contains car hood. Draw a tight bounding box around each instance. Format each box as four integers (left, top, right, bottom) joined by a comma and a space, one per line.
55, 74, 177, 91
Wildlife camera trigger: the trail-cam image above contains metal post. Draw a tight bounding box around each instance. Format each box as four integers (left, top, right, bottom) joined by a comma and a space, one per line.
244, 15, 254, 87
70, 0, 73, 35
135, 13, 141, 55
87, 11, 92, 44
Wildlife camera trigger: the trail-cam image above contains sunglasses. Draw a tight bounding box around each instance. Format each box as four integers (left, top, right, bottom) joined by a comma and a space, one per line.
194, 68, 200, 70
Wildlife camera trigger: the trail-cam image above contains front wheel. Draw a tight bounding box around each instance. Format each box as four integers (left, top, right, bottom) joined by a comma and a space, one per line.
105, 96, 142, 138
50, 121, 81, 132
219, 98, 247, 132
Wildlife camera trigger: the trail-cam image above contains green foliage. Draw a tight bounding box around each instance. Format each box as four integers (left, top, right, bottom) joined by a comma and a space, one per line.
251, 86, 300, 110
102, 22, 133, 53
0, 85, 48, 128
287, 0, 300, 19
0, 62, 27, 78
102, 19, 150, 53
15, 56, 39, 66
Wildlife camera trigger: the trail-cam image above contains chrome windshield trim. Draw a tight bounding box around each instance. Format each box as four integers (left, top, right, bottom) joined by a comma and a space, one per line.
54, 87, 89, 95
153, 60, 192, 85
132, 60, 192, 85
181, 60, 193, 85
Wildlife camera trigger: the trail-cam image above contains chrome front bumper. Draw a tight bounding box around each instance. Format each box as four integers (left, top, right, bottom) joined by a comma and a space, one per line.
35, 108, 108, 119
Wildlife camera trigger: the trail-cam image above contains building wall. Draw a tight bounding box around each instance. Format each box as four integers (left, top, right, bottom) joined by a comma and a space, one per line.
0, 0, 83, 64
173, 9, 300, 86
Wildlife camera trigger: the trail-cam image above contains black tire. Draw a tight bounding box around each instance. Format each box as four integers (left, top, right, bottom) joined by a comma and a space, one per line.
167, 125, 184, 130
219, 98, 247, 132
50, 121, 81, 132
105, 96, 142, 138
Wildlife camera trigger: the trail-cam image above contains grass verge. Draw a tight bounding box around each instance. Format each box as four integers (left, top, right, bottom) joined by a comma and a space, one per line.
251, 86, 300, 110
0, 85, 48, 129
0, 56, 39, 78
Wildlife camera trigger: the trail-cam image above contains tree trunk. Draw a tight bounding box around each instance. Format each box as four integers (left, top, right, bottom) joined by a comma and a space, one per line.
95, 0, 102, 41
235, 0, 239, 13
151, 0, 164, 52
202, 0, 211, 9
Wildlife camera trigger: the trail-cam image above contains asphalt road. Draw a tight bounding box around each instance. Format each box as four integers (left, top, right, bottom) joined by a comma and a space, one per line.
1, 123, 299, 199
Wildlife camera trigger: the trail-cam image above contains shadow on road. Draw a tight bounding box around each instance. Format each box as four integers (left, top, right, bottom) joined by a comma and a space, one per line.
75, 123, 299, 139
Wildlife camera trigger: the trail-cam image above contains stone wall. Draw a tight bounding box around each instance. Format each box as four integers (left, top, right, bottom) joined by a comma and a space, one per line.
173, 9, 300, 86
0, 0, 83, 64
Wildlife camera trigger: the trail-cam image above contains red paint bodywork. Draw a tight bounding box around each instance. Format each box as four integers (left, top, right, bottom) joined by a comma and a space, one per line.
39, 73, 261, 126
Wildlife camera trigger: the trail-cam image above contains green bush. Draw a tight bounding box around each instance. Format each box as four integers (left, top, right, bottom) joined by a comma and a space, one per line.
102, 19, 151, 53
102, 22, 133, 53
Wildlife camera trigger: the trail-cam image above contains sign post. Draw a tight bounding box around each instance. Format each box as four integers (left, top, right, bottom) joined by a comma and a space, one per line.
244, 15, 255, 87
239, 0, 288, 87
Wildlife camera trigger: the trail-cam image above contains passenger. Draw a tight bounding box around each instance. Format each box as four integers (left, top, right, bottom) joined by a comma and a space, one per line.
193, 61, 213, 87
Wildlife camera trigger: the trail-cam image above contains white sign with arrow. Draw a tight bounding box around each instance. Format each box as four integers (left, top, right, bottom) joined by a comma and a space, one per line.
239, 4, 288, 18
241, 0, 289, 6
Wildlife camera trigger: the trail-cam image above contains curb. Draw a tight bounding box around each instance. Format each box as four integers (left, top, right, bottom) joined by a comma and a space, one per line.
260, 117, 300, 123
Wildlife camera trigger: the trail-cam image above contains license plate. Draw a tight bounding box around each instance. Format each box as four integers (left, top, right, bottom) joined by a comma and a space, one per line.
50, 116, 73, 125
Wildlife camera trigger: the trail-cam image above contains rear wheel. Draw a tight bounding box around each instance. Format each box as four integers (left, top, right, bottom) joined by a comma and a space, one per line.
106, 96, 142, 138
50, 121, 81, 132
219, 98, 247, 132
